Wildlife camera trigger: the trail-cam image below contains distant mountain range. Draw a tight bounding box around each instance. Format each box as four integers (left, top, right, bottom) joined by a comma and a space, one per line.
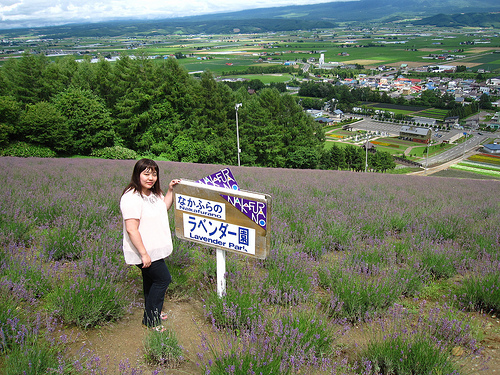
187, 0, 500, 23
2, 0, 499, 37
414, 12, 500, 28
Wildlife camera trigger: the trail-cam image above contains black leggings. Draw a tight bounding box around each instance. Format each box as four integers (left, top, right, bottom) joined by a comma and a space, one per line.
137, 259, 171, 327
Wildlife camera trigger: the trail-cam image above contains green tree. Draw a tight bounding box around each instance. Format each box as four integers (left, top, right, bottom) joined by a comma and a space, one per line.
18, 101, 71, 153
93, 58, 116, 108
0, 96, 22, 146
344, 144, 364, 172
41, 56, 79, 100
114, 57, 196, 152
248, 79, 265, 92
54, 88, 114, 155
195, 71, 236, 163
286, 146, 319, 169
321, 143, 346, 170
3, 52, 49, 105
269, 82, 287, 93
240, 88, 323, 167
479, 93, 492, 110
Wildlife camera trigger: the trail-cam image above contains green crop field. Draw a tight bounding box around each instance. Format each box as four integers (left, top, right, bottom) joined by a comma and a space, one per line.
414, 108, 449, 120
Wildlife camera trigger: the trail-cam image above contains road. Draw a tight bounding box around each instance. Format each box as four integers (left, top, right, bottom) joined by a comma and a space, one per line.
424, 133, 490, 167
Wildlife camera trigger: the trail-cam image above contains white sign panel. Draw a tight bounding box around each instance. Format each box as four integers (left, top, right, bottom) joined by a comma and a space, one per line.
175, 194, 226, 220
182, 213, 256, 255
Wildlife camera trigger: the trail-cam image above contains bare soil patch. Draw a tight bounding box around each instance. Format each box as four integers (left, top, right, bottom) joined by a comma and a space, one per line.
68, 297, 209, 374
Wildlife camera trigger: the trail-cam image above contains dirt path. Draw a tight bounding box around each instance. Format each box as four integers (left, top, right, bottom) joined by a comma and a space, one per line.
70, 297, 209, 374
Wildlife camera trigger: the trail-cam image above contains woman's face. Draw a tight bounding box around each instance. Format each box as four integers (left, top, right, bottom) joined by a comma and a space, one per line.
139, 168, 157, 194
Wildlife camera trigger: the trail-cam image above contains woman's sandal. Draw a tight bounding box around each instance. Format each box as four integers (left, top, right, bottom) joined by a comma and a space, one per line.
160, 312, 168, 320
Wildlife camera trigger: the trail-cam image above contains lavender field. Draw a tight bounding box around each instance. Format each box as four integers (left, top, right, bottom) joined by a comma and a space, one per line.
1, 156, 499, 374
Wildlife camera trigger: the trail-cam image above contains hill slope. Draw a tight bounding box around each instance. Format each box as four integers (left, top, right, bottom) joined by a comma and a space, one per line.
2, 0, 499, 37
186, 0, 500, 22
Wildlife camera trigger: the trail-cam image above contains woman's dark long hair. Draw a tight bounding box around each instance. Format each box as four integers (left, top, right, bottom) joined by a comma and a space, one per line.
122, 159, 163, 197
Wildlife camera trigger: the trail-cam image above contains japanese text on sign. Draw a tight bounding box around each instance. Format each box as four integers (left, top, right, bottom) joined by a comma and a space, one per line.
183, 213, 256, 255
176, 194, 226, 220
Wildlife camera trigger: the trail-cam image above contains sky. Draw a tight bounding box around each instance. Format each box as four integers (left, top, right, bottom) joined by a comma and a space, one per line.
0, 0, 340, 30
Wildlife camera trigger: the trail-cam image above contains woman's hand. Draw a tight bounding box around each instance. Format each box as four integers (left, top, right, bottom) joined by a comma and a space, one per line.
141, 253, 152, 268
168, 179, 181, 190
165, 179, 181, 210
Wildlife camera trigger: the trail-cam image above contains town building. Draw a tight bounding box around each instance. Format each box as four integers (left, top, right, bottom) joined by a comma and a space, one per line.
399, 126, 432, 144
482, 143, 500, 155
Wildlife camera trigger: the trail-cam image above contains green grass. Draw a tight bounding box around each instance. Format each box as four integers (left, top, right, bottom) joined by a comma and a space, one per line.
415, 108, 449, 120
450, 163, 500, 177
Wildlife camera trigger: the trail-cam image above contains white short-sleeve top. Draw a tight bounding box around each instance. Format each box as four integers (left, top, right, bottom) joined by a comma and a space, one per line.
120, 189, 173, 265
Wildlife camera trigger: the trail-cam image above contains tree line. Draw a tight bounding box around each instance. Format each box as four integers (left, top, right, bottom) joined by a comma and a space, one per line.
0, 52, 326, 168
0, 52, 399, 172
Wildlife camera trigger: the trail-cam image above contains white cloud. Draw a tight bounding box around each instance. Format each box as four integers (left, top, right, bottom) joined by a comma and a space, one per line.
0, 0, 339, 29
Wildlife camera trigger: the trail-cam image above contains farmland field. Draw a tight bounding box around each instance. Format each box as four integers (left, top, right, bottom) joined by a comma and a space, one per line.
462, 53, 500, 72
414, 108, 449, 120
1, 156, 500, 374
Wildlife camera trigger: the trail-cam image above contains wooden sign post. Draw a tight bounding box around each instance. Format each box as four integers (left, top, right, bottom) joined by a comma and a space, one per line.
173, 179, 271, 297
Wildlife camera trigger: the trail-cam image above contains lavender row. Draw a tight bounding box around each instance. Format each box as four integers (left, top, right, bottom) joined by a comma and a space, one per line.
1, 157, 498, 374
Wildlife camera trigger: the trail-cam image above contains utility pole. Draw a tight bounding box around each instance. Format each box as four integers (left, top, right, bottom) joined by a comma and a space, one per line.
235, 103, 242, 167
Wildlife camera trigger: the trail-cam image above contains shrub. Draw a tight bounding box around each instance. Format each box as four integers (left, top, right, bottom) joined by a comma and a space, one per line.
43, 226, 86, 261
3, 337, 61, 375
358, 303, 480, 375
143, 327, 184, 367
279, 307, 335, 357
360, 334, 457, 375
420, 249, 458, 280
0, 295, 22, 353
456, 269, 500, 313
1, 142, 57, 158
199, 315, 327, 375
319, 265, 423, 321
90, 145, 138, 160
46, 276, 127, 328
0, 210, 34, 245
203, 269, 261, 331
0, 254, 53, 301
262, 249, 313, 306
203, 286, 261, 331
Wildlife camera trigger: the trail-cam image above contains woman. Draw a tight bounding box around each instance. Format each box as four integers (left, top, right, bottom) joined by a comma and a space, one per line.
120, 158, 180, 330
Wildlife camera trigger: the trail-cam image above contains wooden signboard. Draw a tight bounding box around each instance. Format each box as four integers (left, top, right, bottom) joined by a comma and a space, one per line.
173, 179, 271, 260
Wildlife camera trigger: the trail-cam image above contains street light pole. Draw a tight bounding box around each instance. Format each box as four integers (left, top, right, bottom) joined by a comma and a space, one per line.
365, 134, 370, 173
425, 139, 430, 172
235, 103, 242, 167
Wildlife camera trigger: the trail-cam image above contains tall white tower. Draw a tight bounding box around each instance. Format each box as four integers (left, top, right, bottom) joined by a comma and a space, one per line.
319, 53, 325, 66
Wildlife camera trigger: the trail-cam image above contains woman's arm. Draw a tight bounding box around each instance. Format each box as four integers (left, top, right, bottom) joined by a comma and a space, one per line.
124, 218, 151, 268
164, 179, 181, 210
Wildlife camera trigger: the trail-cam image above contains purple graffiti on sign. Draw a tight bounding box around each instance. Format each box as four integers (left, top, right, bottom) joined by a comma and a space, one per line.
196, 168, 239, 191
220, 194, 267, 230
196, 169, 267, 230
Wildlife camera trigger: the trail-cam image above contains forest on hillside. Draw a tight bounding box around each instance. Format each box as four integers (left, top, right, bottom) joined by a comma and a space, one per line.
0, 53, 324, 168
0, 52, 401, 171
